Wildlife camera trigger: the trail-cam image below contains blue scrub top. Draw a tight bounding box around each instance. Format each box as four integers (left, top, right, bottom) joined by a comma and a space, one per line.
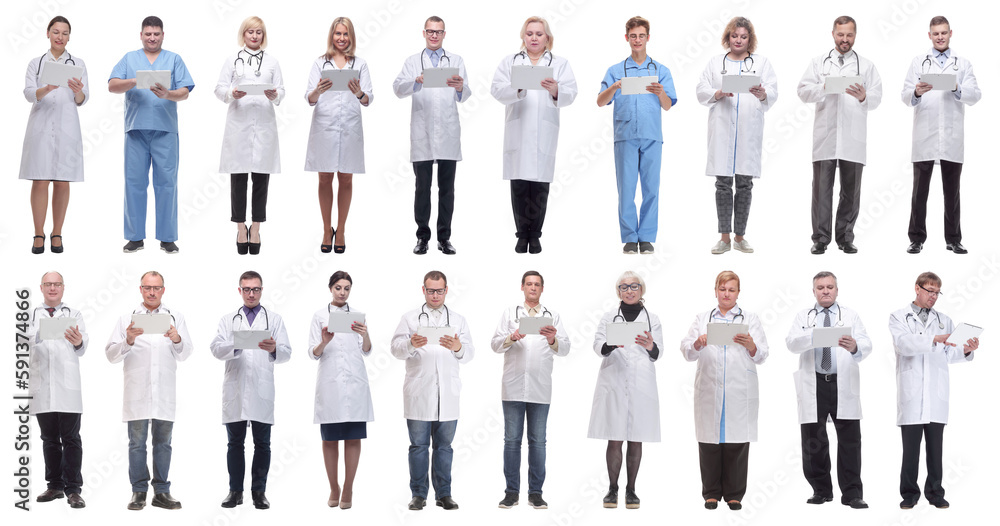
600, 56, 676, 143
109, 49, 195, 133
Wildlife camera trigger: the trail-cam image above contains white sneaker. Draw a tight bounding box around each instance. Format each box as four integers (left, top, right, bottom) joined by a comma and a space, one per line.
733, 239, 754, 253
711, 240, 731, 254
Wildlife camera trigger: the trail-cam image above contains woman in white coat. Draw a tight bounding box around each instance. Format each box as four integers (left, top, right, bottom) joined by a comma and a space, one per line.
587, 271, 662, 510
305, 17, 372, 254
696, 17, 778, 255
680, 270, 768, 510
309, 271, 373, 509
491, 17, 578, 254
215, 16, 284, 255
20, 16, 88, 254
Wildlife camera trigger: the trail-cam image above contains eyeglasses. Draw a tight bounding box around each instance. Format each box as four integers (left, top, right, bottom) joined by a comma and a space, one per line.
424, 29, 444, 36
140, 286, 164, 292
42, 282, 64, 288
424, 288, 446, 296
618, 283, 642, 292
241, 287, 263, 294
627, 33, 648, 40
918, 284, 943, 297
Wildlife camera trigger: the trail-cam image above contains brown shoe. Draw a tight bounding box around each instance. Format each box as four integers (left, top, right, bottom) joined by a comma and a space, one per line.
37, 489, 65, 502
67, 493, 86, 508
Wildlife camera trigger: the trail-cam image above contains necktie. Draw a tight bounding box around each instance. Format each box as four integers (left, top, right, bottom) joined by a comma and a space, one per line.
821, 308, 832, 371
431, 50, 439, 68
46, 307, 55, 317
245, 307, 256, 327
838, 54, 844, 67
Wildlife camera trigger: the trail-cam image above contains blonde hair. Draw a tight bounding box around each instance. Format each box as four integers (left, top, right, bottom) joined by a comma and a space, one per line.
615, 270, 645, 301
325, 17, 357, 59
721, 16, 757, 54
238, 16, 267, 49
520, 16, 554, 52
714, 270, 740, 291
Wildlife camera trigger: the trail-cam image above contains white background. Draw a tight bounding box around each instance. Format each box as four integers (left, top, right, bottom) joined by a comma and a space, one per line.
1, 0, 994, 525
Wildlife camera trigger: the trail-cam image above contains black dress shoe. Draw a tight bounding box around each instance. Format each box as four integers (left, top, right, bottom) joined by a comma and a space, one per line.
811, 242, 827, 254
899, 498, 918, 509
602, 488, 618, 508
36, 488, 65, 502
515, 238, 528, 253
221, 491, 243, 508
151, 492, 182, 510
807, 493, 833, 504
528, 238, 542, 254
930, 498, 950, 509
946, 242, 968, 254
50, 234, 64, 253
845, 497, 869, 509
907, 242, 923, 254
436, 496, 459, 510
625, 489, 640, 509
727, 501, 742, 510
32, 235, 46, 254
838, 241, 858, 254
127, 491, 147, 510
705, 500, 719, 509
252, 491, 269, 509
413, 239, 429, 255
408, 496, 426, 510
438, 240, 457, 255
67, 492, 86, 508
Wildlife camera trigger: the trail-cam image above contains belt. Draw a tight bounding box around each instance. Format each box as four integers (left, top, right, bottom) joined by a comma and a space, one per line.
816, 372, 837, 383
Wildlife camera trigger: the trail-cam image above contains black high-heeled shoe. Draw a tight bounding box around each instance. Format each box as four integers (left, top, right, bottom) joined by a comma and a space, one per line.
237, 226, 250, 255
50, 234, 64, 253
333, 228, 345, 254
32, 235, 45, 254
248, 225, 261, 255
321, 228, 333, 253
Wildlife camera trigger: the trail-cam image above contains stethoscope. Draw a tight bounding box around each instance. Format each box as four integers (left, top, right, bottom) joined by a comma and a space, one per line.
232, 305, 269, 331
322, 55, 356, 70
904, 310, 945, 334
921, 53, 959, 73
710, 306, 745, 325
623, 57, 657, 77
234, 48, 264, 77
513, 49, 553, 67
822, 49, 861, 76
420, 48, 452, 70
418, 303, 451, 327
132, 307, 176, 325
328, 302, 351, 313
720, 53, 754, 75
35, 51, 76, 80
804, 304, 845, 328
612, 304, 652, 332
515, 305, 551, 321
31, 305, 72, 323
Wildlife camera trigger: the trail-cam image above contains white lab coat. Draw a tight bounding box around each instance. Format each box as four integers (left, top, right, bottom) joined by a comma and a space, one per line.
19, 51, 89, 181
680, 306, 769, 443
491, 52, 578, 182
901, 48, 981, 163
587, 307, 662, 442
209, 306, 292, 425
392, 49, 469, 162
797, 51, 883, 164
215, 48, 285, 174
304, 56, 372, 173
490, 304, 570, 404
889, 306, 974, 425
696, 53, 778, 177
390, 305, 474, 421
105, 304, 194, 422
308, 304, 374, 424
785, 304, 872, 424
27, 304, 88, 415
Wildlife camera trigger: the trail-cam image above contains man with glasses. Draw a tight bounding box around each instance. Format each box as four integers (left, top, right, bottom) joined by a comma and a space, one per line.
28, 272, 89, 508
390, 270, 474, 510
888, 271, 979, 509
393, 16, 470, 255
106, 270, 192, 510
210, 271, 291, 510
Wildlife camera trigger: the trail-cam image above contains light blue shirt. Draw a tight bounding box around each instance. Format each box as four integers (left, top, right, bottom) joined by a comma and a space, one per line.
601, 56, 676, 142
109, 49, 195, 133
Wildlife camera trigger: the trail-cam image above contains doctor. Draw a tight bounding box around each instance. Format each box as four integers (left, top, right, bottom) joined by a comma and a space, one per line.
697, 17, 778, 255
901, 16, 981, 255
390, 270, 474, 511
106, 270, 193, 510
588, 271, 662, 510
210, 271, 291, 510
597, 16, 676, 254
491, 16, 578, 254
491, 271, 570, 509
393, 16, 469, 256
20, 16, 88, 254
785, 271, 872, 509
680, 270, 768, 510
888, 271, 978, 509
215, 16, 285, 255
28, 271, 88, 508
797, 16, 882, 255
109, 16, 195, 254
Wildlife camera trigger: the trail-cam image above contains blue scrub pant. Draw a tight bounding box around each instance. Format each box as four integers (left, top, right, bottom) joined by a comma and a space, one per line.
614, 139, 661, 243
124, 130, 179, 242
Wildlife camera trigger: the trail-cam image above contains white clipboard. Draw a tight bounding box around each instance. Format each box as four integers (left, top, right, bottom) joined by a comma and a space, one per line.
321, 69, 361, 91
416, 326, 453, 345
720, 74, 760, 94
511, 65, 553, 90
824, 75, 863, 94
421, 67, 459, 88
813, 326, 852, 348
707, 323, 749, 346
136, 70, 171, 90
606, 321, 646, 347
621, 76, 656, 95
39, 61, 83, 88
946, 322, 983, 347
131, 313, 171, 334
919, 73, 957, 91
236, 83, 274, 96
39, 317, 77, 341
327, 311, 366, 333
517, 316, 553, 335
234, 330, 270, 349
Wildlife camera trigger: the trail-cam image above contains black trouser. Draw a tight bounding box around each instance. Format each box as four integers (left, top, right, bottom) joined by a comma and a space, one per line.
908, 160, 962, 244
801, 373, 863, 502
811, 160, 863, 245
900, 422, 946, 504
698, 442, 749, 502
510, 180, 550, 240
414, 160, 456, 242
231, 173, 270, 222
36, 412, 83, 495
226, 420, 272, 492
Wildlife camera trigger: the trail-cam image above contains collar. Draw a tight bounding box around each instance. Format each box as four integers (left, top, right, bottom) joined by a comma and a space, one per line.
427, 305, 445, 314
424, 48, 443, 57
331, 303, 349, 312
814, 302, 840, 315
625, 55, 653, 69
523, 302, 543, 316
936, 48, 951, 59
138, 303, 166, 314
713, 304, 742, 320
242, 304, 262, 316
42, 302, 65, 312
47, 50, 66, 62
910, 303, 933, 316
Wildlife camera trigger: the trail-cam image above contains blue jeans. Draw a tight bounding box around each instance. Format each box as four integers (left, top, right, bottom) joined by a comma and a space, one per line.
226, 421, 271, 492
406, 419, 457, 499
127, 419, 173, 493
502, 401, 550, 495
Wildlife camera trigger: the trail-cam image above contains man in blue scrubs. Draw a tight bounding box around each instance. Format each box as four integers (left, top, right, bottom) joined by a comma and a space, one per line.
597, 16, 675, 255
109, 16, 194, 254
